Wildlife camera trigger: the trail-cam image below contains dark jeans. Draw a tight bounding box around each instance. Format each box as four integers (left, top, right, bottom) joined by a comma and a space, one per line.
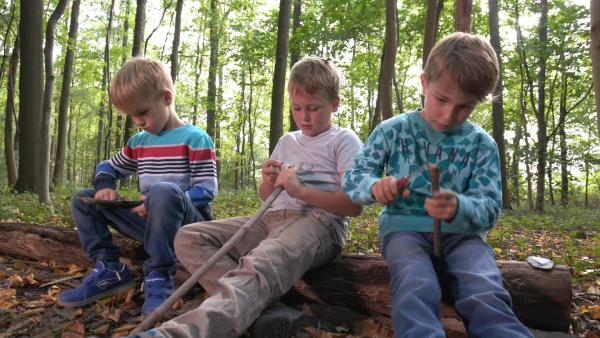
71, 182, 211, 275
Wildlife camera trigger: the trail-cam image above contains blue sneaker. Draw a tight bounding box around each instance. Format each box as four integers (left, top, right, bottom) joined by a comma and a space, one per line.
57, 261, 135, 308
141, 271, 174, 317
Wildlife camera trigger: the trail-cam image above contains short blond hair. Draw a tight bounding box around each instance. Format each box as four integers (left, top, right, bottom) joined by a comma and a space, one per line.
288, 56, 339, 100
110, 57, 174, 109
424, 32, 499, 101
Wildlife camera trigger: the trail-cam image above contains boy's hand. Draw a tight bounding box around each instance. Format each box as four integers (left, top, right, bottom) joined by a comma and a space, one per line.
371, 176, 409, 204
274, 166, 304, 198
262, 160, 283, 184
424, 191, 457, 221
131, 195, 147, 218
95, 188, 118, 201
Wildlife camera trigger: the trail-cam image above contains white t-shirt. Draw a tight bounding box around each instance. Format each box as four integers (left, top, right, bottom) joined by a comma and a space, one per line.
269, 125, 363, 219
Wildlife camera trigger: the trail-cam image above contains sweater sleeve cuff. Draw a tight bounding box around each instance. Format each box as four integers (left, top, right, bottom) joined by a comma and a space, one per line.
93, 175, 117, 191
446, 194, 472, 230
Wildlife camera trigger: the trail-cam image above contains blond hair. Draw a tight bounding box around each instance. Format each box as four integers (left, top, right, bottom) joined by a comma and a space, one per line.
424, 32, 499, 101
110, 57, 174, 109
288, 56, 339, 100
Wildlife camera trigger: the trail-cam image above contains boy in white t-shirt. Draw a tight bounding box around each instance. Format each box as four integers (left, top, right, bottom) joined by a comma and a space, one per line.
135, 56, 363, 338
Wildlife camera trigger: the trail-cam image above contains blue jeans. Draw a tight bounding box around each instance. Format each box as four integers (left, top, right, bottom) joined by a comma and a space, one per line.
71, 182, 210, 275
382, 231, 533, 338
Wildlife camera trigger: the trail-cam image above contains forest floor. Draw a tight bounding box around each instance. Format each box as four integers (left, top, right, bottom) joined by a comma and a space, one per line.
0, 188, 598, 337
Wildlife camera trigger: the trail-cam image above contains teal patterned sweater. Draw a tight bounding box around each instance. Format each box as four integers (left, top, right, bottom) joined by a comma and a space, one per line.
343, 110, 502, 239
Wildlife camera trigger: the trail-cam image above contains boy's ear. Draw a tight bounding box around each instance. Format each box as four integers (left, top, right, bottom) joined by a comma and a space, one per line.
420, 73, 427, 96
163, 90, 173, 105
331, 96, 340, 112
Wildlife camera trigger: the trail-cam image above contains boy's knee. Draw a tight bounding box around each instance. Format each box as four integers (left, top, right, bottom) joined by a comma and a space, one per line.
146, 182, 184, 203
72, 189, 95, 208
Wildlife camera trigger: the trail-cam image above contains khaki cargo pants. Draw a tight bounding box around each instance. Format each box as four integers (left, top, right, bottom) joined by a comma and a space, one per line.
143, 209, 345, 338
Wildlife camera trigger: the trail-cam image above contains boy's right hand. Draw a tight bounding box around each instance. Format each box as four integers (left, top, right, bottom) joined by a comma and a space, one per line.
371, 176, 409, 204
95, 188, 118, 201
261, 160, 283, 185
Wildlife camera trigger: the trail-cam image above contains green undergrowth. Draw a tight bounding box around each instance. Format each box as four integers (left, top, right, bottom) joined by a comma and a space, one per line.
0, 186, 597, 282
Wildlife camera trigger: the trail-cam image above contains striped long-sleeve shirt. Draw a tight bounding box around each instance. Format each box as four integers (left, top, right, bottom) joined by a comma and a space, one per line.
94, 124, 217, 207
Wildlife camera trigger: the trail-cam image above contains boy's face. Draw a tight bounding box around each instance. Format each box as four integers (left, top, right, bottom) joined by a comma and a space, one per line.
420, 72, 479, 132
117, 91, 174, 135
290, 87, 339, 137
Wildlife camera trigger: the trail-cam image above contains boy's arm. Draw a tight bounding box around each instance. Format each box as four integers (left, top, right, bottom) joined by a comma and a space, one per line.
444, 138, 502, 233
93, 145, 138, 191
187, 145, 217, 207
343, 125, 388, 205
276, 168, 362, 216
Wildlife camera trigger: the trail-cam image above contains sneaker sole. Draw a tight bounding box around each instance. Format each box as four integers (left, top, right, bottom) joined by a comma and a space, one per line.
56, 279, 136, 308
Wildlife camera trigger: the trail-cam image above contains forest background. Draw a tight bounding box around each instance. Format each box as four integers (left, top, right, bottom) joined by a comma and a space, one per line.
0, 0, 599, 336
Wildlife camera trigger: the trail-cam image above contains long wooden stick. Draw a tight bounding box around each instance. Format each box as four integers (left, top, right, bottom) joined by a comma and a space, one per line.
132, 163, 301, 333
430, 165, 441, 258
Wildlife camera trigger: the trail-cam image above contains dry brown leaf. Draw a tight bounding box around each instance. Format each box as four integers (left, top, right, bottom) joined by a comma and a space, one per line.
0, 255, 8, 263
67, 264, 86, 275
111, 323, 138, 337
67, 308, 84, 320
91, 323, 111, 335
0, 288, 16, 298
0, 298, 16, 309
8, 274, 24, 287
588, 305, 600, 320
354, 318, 392, 338
304, 326, 334, 338
61, 321, 85, 338
99, 306, 124, 322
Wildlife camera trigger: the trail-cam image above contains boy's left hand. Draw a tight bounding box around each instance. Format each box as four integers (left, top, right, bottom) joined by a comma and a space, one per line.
131, 195, 147, 218
274, 166, 304, 198
424, 191, 457, 221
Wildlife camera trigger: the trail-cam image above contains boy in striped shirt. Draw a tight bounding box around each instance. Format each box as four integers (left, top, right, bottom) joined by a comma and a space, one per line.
57, 57, 217, 318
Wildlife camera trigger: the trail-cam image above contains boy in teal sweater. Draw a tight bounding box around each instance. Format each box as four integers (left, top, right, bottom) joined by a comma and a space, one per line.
343, 32, 532, 337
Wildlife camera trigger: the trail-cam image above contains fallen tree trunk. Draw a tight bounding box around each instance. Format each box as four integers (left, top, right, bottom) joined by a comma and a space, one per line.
0, 222, 571, 334
291, 254, 572, 335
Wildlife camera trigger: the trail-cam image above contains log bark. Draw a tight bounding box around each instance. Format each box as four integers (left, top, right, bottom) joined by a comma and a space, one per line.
0, 222, 571, 334
291, 254, 571, 334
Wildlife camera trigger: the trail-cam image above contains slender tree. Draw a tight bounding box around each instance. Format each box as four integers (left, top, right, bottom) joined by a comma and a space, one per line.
379, 0, 397, 121
4, 37, 18, 187
123, 0, 146, 146
591, 0, 600, 135
206, 0, 219, 139
171, 0, 183, 83
15, 0, 44, 193
534, 0, 549, 212
488, 0, 510, 209
269, 0, 291, 155
455, 0, 472, 32
288, 0, 301, 132
39, 0, 68, 203
53, 0, 80, 187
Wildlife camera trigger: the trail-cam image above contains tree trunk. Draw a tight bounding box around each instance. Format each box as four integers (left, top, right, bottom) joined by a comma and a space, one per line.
488, 0, 510, 210
102, 0, 116, 162
15, 0, 44, 194
39, 0, 69, 204
380, 0, 397, 121
534, 0, 548, 212
53, 0, 81, 188
0, 0, 16, 89
559, 71, 568, 207
290, 255, 571, 334
170, 0, 183, 83
123, 0, 146, 146
4, 37, 18, 187
591, 0, 600, 136
454, 0, 472, 32
0, 223, 572, 334
269, 0, 291, 155
206, 0, 219, 140
114, 0, 130, 152
422, 0, 443, 69
288, 0, 301, 132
